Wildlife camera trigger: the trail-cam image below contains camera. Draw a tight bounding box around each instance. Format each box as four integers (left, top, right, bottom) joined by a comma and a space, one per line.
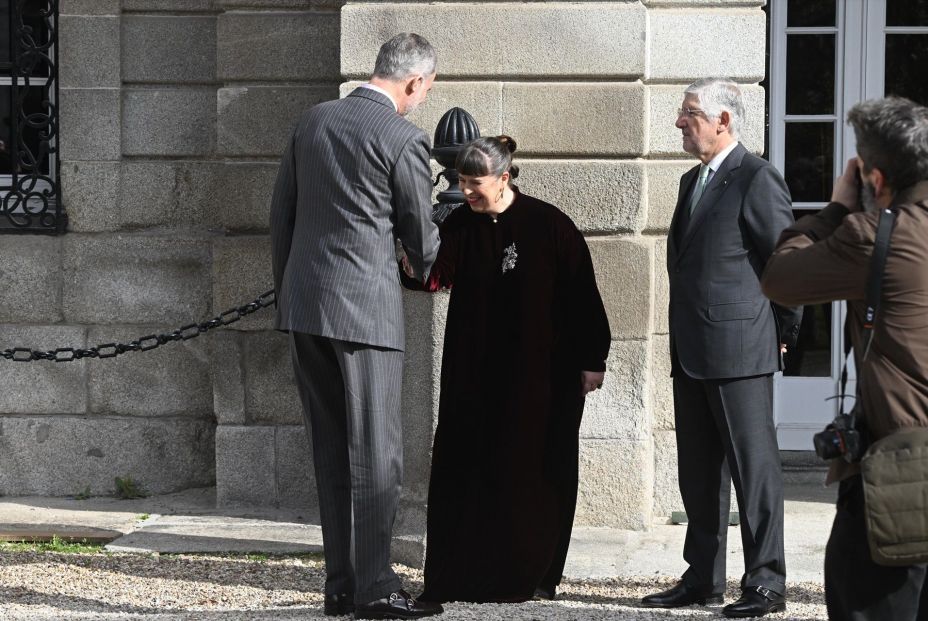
813, 409, 865, 463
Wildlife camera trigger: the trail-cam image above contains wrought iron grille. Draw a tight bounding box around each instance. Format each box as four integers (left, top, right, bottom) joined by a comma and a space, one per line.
0, 0, 64, 233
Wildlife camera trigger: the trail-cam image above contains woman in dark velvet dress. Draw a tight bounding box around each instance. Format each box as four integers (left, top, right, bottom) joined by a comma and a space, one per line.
406, 136, 611, 604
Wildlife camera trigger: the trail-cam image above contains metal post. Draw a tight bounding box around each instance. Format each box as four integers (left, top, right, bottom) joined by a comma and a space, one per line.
431, 107, 480, 223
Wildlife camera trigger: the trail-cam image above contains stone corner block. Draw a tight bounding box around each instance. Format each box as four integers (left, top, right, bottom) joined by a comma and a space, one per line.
117, 160, 219, 230
651, 334, 674, 431
648, 9, 766, 81
503, 83, 646, 156
576, 439, 653, 529
210, 331, 246, 425
62, 235, 211, 324
242, 331, 302, 425
216, 425, 277, 507
644, 0, 764, 4
217, 11, 339, 82
61, 161, 120, 232
122, 15, 217, 83
588, 237, 653, 339
217, 86, 336, 157
60, 0, 121, 15
122, 88, 217, 157
87, 324, 213, 418
0, 326, 86, 415
402, 81, 502, 139
0, 237, 63, 323
0, 417, 215, 496
652, 429, 683, 519
581, 340, 651, 440
60, 16, 120, 88
215, 162, 278, 232
652, 237, 669, 335
59, 88, 121, 161
644, 160, 693, 233
275, 425, 319, 517
518, 160, 645, 234
212, 236, 274, 331
341, 4, 645, 79
122, 0, 216, 11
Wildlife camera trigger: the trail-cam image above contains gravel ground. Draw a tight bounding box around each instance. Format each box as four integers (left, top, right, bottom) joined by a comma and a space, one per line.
0, 551, 827, 620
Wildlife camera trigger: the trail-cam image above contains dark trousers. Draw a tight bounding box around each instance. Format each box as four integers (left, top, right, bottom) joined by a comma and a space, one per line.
825, 475, 928, 620
673, 371, 786, 594
290, 332, 404, 605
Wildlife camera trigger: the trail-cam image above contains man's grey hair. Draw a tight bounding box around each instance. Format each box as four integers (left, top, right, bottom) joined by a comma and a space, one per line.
372, 33, 436, 81
847, 96, 928, 191
685, 78, 745, 140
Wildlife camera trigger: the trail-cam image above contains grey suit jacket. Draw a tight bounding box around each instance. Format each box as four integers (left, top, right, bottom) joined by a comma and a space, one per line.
269, 87, 440, 351
667, 142, 802, 379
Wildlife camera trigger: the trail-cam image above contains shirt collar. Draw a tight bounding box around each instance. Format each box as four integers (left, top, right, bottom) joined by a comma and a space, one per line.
706, 140, 740, 175
360, 83, 398, 112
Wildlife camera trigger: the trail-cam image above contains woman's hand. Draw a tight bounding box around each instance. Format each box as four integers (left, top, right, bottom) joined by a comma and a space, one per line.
581, 370, 605, 396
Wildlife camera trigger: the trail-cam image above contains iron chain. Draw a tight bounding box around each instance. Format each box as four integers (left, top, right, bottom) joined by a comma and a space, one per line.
1, 290, 276, 363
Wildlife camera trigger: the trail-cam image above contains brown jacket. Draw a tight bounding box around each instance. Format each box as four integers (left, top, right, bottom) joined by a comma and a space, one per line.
761, 181, 928, 483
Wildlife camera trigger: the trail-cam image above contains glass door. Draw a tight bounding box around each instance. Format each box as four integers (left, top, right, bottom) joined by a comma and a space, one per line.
769, 0, 847, 450
768, 0, 928, 450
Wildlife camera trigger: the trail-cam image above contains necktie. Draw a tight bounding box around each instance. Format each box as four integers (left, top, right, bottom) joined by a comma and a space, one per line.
689, 164, 710, 215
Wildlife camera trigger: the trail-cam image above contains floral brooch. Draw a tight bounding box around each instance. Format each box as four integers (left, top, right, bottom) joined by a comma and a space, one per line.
501, 243, 518, 274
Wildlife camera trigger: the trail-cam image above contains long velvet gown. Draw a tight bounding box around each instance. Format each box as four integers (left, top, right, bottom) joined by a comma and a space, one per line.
410, 189, 611, 603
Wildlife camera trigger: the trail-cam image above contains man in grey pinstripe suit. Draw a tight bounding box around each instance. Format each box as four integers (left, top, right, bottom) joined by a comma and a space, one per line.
269, 33, 442, 619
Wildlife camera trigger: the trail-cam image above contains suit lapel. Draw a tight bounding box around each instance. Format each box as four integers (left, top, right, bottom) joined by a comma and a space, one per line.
668, 165, 700, 264
674, 143, 747, 262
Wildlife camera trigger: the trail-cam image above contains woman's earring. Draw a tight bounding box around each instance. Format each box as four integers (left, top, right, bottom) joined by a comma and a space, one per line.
496, 187, 504, 203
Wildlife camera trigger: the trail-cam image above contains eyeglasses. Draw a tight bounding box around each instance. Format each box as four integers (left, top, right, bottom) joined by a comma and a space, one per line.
677, 107, 707, 119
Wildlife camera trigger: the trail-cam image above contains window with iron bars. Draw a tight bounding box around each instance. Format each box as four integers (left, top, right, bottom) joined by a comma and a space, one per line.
0, 0, 63, 234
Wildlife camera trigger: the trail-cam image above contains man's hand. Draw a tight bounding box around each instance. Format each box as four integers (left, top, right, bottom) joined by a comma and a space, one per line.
780, 343, 788, 354
395, 240, 416, 279
581, 370, 605, 396
831, 158, 862, 212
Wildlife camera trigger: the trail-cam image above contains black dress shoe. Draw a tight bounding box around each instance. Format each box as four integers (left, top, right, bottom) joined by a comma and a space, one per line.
323, 593, 354, 616
533, 585, 556, 600
355, 589, 443, 619
641, 581, 724, 608
722, 586, 786, 618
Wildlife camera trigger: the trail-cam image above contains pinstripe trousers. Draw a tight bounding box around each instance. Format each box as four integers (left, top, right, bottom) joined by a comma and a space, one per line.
289, 331, 404, 604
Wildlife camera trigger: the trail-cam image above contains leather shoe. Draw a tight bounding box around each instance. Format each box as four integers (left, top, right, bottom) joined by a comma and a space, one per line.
641, 581, 724, 608
355, 589, 443, 619
722, 586, 786, 618
323, 593, 354, 616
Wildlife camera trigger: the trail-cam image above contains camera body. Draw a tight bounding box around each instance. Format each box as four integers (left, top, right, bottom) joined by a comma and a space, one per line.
813, 409, 865, 463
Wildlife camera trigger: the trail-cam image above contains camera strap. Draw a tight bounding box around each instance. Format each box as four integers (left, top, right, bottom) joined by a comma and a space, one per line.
863, 207, 897, 359
838, 206, 897, 420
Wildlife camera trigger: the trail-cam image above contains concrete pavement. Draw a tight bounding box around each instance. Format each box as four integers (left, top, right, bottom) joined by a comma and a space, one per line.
0, 478, 837, 583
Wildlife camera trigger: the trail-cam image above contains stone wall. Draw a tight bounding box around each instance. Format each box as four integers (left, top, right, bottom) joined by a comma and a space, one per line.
340, 0, 768, 529
0, 0, 338, 499
0, 0, 768, 544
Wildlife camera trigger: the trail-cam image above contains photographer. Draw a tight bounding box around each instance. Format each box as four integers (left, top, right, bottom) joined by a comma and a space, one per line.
761, 96, 928, 620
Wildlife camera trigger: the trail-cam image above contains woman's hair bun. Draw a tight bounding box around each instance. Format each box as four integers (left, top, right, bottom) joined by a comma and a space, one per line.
509, 163, 520, 179
497, 135, 517, 154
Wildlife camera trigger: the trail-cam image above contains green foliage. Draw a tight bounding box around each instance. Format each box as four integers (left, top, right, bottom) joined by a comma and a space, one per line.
0, 535, 103, 555
74, 486, 92, 501
113, 476, 148, 500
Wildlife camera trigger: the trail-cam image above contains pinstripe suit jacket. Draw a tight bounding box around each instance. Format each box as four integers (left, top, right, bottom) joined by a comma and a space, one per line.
270, 87, 440, 351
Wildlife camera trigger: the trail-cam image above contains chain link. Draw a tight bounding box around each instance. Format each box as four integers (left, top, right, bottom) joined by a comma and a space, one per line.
1, 290, 276, 363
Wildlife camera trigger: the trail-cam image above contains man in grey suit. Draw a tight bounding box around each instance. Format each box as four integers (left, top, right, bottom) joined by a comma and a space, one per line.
269, 33, 442, 619
641, 78, 802, 618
